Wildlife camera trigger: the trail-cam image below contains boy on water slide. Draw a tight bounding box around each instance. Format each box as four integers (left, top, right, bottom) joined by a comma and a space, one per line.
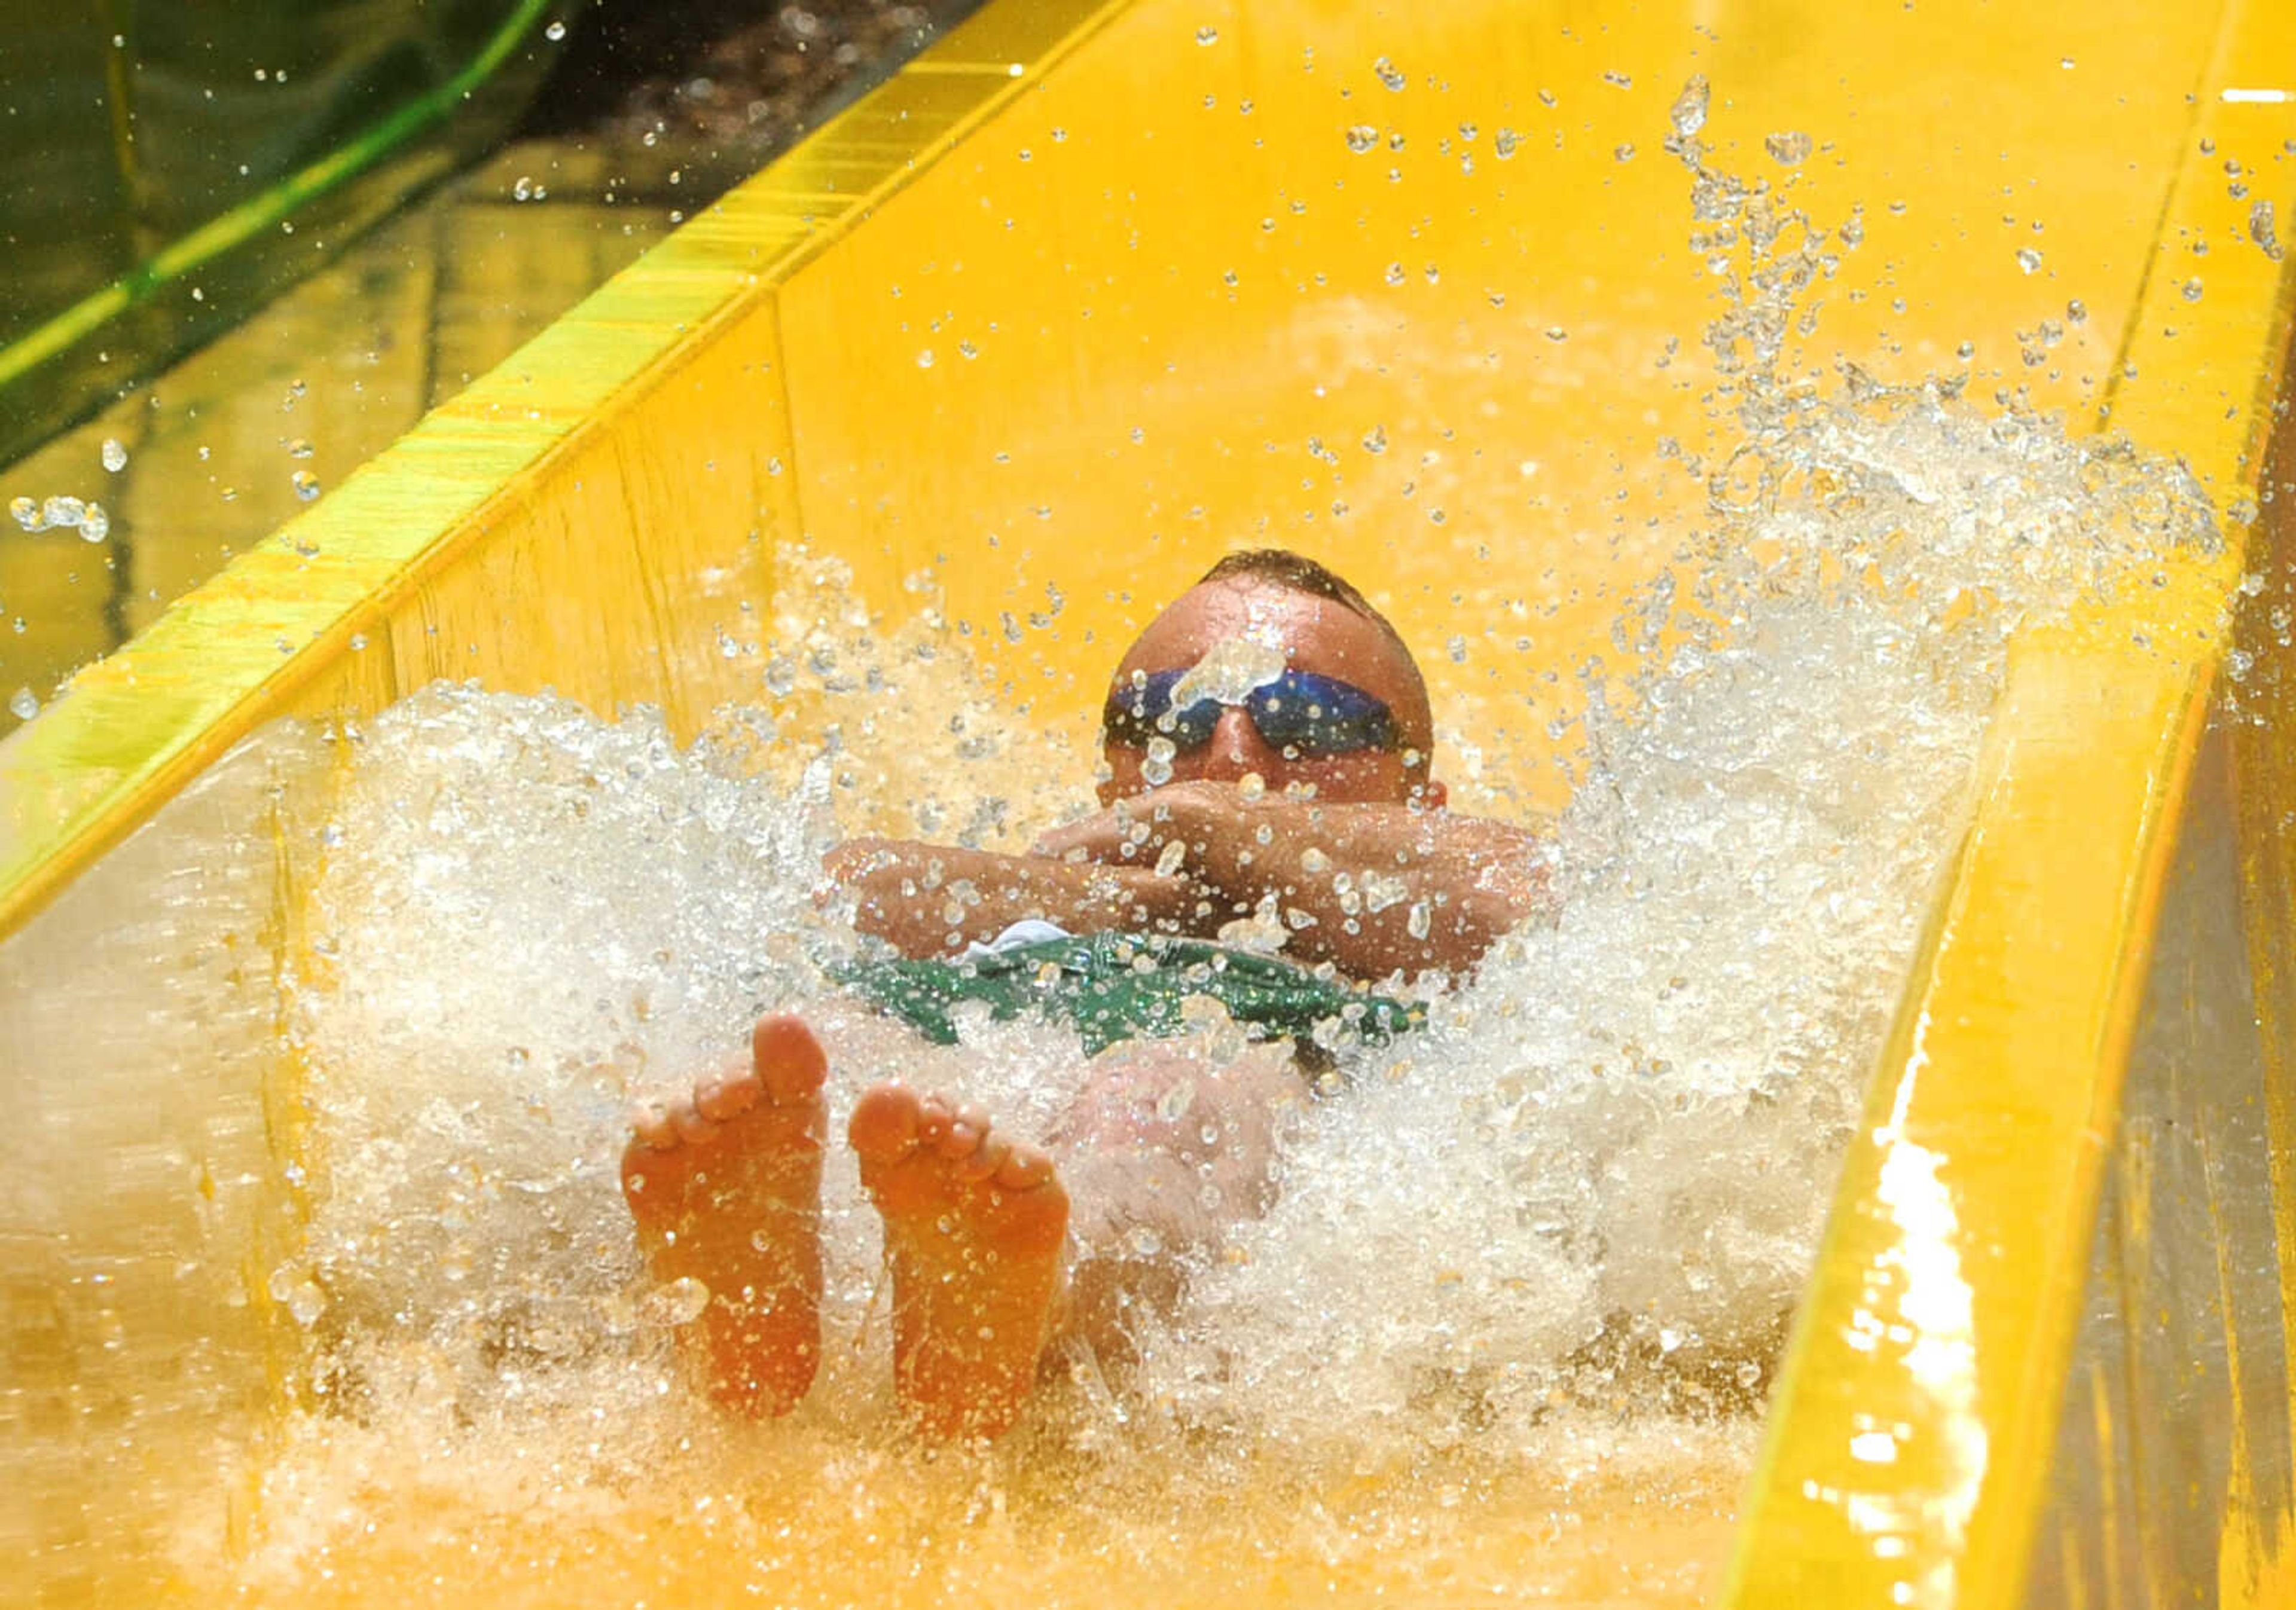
620, 549, 1552, 1437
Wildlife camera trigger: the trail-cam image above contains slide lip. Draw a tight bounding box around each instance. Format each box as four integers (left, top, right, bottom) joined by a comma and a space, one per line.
1723, 0, 2296, 1603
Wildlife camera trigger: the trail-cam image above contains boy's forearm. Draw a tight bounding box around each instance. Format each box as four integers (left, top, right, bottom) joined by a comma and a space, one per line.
1217, 804, 1552, 976
827, 838, 1193, 959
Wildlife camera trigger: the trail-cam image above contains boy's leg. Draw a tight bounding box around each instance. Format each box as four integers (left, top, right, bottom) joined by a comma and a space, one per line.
1046, 1039, 1305, 1370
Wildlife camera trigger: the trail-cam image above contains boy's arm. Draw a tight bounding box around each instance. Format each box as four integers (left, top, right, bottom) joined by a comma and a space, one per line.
1028, 782, 1554, 978
823, 838, 1198, 960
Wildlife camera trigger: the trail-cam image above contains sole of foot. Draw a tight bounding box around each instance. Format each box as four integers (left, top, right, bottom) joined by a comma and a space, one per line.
621, 1013, 829, 1417
849, 1082, 1070, 1440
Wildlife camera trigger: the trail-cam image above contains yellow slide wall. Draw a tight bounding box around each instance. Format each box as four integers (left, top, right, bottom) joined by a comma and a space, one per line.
5, 0, 2296, 1604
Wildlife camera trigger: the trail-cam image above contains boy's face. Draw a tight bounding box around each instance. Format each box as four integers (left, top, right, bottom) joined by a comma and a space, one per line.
1096, 578, 1443, 809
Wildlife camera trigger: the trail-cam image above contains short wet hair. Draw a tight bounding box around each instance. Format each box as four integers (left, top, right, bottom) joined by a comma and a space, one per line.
1197, 547, 1375, 612
1195, 548, 1431, 754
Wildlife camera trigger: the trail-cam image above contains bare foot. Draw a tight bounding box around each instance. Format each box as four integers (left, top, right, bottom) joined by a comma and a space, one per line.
621, 1014, 828, 1417
849, 1083, 1071, 1440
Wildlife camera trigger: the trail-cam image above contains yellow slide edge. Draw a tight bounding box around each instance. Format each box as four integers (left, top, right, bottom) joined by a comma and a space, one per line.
1724, 1, 2296, 1602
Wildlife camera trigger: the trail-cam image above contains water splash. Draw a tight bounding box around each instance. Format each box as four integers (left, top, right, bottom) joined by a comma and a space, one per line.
212, 72, 2225, 1601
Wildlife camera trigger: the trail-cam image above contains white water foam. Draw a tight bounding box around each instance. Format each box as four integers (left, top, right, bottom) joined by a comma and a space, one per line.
216, 90, 2224, 1593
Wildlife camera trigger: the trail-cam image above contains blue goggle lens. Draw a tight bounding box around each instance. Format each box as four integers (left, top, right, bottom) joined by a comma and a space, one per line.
1102, 667, 1398, 759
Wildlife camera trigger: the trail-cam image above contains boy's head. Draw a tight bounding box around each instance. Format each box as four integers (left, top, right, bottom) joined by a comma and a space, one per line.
1097, 549, 1442, 809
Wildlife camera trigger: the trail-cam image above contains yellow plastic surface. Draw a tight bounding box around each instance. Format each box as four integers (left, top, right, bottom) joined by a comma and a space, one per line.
5, 0, 2296, 1604
1727, 4, 2296, 1603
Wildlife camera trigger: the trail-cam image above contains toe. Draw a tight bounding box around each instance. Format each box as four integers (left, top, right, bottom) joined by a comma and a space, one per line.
956, 1131, 1013, 1183
670, 1096, 715, 1144
914, 1096, 954, 1147
752, 1014, 831, 1104
934, 1103, 991, 1160
849, 1082, 923, 1160
994, 1143, 1054, 1191
695, 1068, 761, 1123
939, 1119, 984, 1161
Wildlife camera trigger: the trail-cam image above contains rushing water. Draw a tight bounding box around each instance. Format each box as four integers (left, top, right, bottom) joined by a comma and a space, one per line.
192, 373, 2215, 1605
161, 90, 2223, 1604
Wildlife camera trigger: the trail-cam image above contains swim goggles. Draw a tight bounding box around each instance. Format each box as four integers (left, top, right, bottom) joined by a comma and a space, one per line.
1101, 667, 1399, 757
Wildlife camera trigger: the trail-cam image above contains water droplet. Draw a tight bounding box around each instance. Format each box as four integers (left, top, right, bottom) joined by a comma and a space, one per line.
1153, 1080, 1198, 1124
1493, 127, 1520, 159
9, 496, 41, 531
545, 19, 567, 41
643, 1276, 712, 1325
2252, 200, 2285, 261
291, 470, 321, 502
1668, 76, 1709, 140
1143, 735, 1177, 786
1447, 634, 1468, 663
1764, 130, 1813, 166
1125, 1226, 1164, 1257
286, 437, 314, 459
1155, 838, 1187, 878
1544, 325, 1569, 341
917, 349, 935, 368
100, 438, 127, 473
1195, 24, 1218, 44
1956, 340, 1976, 360
2066, 298, 2088, 323
1345, 124, 1377, 154
1615, 143, 1636, 162
2016, 247, 2044, 274
2181, 276, 2205, 302
1375, 56, 1407, 91
8, 687, 38, 720
1384, 262, 1407, 286
266, 1264, 328, 1325
41, 496, 84, 529
1362, 424, 1387, 454
78, 503, 108, 542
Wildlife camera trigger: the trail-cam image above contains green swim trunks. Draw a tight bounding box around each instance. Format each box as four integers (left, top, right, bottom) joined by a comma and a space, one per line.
833, 931, 1423, 1058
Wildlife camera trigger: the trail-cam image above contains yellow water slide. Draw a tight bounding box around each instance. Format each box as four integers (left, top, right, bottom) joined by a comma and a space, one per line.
7, 0, 2296, 1604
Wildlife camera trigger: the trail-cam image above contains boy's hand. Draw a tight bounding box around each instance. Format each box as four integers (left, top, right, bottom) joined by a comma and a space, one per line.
821, 833, 1200, 956
1031, 781, 1285, 904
